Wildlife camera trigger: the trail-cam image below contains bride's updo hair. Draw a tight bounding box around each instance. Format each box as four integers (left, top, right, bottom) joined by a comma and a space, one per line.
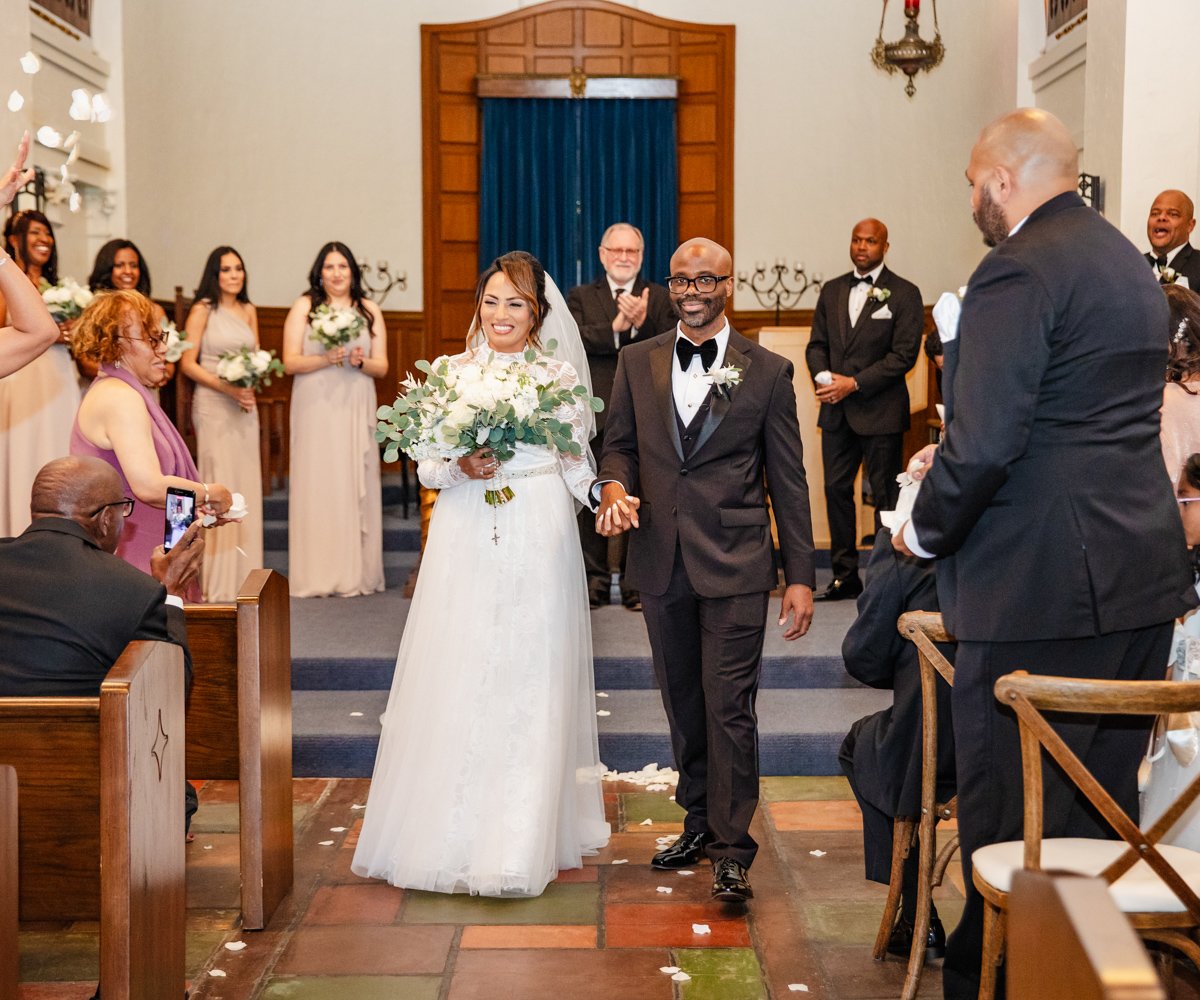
471, 251, 551, 349
1166, 282, 1200, 392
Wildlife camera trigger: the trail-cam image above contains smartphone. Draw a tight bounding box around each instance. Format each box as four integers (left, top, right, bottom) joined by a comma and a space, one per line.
164, 487, 197, 551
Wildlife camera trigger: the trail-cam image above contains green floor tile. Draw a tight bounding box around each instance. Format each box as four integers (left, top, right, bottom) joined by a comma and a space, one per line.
187, 928, 231, 975
190, 802, 240, 832
622, 791, 687, 825
676, 948, 767, 1000
760, 776, 853, 802
261, 976, 442, 999
402, 882, 599, 925
18, 930, 98, 981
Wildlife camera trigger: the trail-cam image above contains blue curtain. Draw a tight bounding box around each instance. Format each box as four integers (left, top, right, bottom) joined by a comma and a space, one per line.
479, 98, 677, 289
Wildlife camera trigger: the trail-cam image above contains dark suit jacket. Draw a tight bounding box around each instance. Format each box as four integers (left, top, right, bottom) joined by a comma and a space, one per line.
1146, 243, 1200, 289
913, 192, 1198, 641
599, 327, 816, 598
0, 518, 191, 697
566, 276, 676, 431
842, 529, 954, 818
805, 266, 924, 436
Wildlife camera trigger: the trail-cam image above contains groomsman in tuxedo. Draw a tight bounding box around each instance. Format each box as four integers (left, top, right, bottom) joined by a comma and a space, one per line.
568, 223, 675, 609
894, 109, 1197, 999
1146, 189, 1200, 287
596, 238, 816, 903
805, 219, 923, 602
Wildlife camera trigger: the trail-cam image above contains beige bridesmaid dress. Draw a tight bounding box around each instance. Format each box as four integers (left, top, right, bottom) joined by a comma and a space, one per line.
287, 323, 384, 597
191, 307, 264, 601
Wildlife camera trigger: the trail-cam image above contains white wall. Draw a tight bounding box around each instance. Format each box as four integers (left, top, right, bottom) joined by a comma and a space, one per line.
120, 0, 1020, 308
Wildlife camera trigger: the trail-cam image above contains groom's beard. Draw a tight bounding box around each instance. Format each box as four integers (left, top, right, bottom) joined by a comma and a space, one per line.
973, 185, 1010, 248
674, 292, 727, 330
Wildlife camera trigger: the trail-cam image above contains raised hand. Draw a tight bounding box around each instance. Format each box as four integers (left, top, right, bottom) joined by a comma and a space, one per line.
0, 132, 33, 210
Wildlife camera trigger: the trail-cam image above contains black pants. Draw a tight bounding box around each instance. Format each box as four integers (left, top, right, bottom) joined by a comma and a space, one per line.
820, 419, 902, 581
641, 547, 769, 868
942, 623, 1173, 999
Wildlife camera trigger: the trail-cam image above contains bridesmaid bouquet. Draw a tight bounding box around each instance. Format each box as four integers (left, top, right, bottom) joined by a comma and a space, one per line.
161, 318, 195, 363
40, 277, 93, 325
309, 303, 365, 364
376, 343, 602, 504
216, 345, 284, 394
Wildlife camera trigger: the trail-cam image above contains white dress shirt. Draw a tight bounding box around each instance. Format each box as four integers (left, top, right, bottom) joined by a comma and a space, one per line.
847, 262, 886, 327
673, 321, 731, 422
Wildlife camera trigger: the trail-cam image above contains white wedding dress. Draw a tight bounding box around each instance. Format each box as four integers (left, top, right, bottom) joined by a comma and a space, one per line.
351, 349, 610, 897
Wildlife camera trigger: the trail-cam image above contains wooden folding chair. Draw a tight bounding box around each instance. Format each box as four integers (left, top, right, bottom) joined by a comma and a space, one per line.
972, 672, 1200, 1000
872, 610, 959, 1000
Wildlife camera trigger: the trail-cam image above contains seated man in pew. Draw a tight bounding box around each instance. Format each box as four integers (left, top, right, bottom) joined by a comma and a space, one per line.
839, 525, 956, 958
0, 455, 204, 828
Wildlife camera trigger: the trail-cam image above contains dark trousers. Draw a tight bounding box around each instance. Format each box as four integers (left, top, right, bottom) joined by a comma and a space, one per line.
942, 623, 1173, 1000
641, 547, 769, 869
578, 428, 635, 602
820, 419, 903, 581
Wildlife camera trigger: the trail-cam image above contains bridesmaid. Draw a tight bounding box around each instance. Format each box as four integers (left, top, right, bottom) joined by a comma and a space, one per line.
85, 238, 173, 382
282, 242, 387, 597
0, 210, 82, 536
180, 246, 264, 601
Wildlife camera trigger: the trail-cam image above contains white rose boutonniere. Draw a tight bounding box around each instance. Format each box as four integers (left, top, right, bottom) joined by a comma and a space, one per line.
867, 286, 891, 303
708, 363, 743, 400
1161, 267, 1180, 285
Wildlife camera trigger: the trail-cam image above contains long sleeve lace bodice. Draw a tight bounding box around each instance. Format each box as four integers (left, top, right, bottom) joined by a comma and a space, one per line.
416, 349, 596, 505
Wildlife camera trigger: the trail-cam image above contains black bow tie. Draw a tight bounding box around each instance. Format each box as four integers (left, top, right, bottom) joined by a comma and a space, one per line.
850, 274, 874, 286
1156, 255, 1169, 269
676, 337, 718, 372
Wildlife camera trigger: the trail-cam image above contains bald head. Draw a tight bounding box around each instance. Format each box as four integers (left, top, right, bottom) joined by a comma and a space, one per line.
31, 456, 126, 549
850, 218, 889, 273
672, 237, 732, 275
668, 238, 733, 341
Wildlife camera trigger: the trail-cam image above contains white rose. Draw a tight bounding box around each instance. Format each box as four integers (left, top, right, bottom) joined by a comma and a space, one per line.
221, 357, 248, 382
73, 285, 93, 309
252, 350, 272, 373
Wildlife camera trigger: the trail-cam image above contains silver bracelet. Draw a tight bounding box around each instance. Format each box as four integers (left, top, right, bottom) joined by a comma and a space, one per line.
0, 253, 9, 268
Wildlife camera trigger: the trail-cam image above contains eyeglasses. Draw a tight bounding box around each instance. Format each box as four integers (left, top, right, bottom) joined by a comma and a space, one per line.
89, 497, 135, 518
601, 245, 642, 258
666, 274, 730, 294
119, 333, 169, 350
1179, 497, 1200, 505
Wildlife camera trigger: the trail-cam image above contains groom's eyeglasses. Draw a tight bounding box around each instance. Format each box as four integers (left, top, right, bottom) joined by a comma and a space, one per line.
666, 274, 730, 294
89, 498, 136, 518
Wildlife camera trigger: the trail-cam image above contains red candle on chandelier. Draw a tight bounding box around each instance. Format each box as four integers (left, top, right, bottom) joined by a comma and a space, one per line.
905, 0, 920, 13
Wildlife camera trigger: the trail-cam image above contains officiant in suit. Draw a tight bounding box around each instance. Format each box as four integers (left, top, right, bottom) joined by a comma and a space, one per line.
1146, 189, 1200, 287
595, 238, 816, 903
894, 108, 1198, 999
805, 219, 923, 602
567, 222, 675, 609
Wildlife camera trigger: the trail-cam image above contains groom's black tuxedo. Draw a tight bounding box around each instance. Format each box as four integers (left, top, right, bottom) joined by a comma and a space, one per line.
600, 326, 815, 867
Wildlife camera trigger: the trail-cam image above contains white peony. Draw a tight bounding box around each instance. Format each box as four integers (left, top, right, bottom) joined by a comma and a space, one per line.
251, 349, 273, 373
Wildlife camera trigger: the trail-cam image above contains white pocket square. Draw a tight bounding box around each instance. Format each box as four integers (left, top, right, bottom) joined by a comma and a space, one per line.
872, 305, 893, 319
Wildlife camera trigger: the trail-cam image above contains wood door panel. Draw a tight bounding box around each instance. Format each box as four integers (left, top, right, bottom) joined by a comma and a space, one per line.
584, 10, 624, 47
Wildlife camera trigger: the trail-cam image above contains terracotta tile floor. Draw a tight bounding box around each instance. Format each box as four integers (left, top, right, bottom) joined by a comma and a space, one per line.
16, 774, 1195, 999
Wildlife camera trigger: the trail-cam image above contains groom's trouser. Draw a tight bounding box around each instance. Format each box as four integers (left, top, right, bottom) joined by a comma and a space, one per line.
641, 546, 769, 869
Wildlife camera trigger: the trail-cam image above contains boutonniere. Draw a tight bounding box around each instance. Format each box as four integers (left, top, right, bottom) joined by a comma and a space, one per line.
1161, 267, 1180, 285
708, 364, 743, 400
868, 286, 891, 303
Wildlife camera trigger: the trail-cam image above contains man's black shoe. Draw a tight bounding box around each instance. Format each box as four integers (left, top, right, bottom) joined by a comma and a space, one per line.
886, 914, 946, 961
813, 577, 863, 602
651, 831, 707, 869
711, 858, 753, 902
622, 593, 642, 612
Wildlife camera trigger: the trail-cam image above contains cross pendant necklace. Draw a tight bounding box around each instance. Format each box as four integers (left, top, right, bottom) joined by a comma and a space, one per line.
491, 524, 500, 546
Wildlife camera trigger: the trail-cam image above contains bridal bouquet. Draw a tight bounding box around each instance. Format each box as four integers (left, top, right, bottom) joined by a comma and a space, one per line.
40, 277, 93, 324
161, 318, 194, 363
375, 343, 603, 504
216, 345, 284, 392
309, 303, 365, 364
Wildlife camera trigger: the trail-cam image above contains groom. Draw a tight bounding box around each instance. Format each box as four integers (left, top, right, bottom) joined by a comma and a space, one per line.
595, 237, 816, 902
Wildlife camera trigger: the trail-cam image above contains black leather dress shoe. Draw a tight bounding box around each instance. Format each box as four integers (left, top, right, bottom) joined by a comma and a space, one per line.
622, 592, 642, 612
886, 914, 946, 961
651, 831, 707, 869
813, 577, 863, 602
711, 858, 753, 902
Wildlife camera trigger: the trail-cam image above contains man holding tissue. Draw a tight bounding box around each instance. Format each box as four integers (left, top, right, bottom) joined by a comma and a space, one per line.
806, 218, 923, 601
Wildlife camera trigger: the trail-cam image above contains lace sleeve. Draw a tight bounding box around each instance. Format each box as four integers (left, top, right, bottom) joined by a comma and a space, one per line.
549, 359, 597, 507
418, 457, 469, 490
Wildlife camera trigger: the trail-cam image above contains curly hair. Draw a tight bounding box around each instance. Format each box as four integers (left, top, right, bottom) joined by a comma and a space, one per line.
469, 251, 550, 350
1166, 283, 1200, 392
71, 290, 158, 366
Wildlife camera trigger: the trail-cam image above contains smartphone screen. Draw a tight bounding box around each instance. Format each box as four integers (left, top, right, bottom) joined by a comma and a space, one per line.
164, 487, 197, 551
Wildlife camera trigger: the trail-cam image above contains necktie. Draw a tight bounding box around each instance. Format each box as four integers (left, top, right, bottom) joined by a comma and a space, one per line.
851, 274, 874, 286
614, 287, 627, 300
676, 337, 718, 372
1157, 255, 1169, 269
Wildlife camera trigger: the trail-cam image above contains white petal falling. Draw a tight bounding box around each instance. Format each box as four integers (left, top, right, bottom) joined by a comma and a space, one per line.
68, 191, 81, 213
58, 164, 69, 183
62, 130, 79, 149
7, 90, 23, 112
69, 88, 91, 121
91, 93, 112, 123
35, 126, 61, 148
19, 51, 40, 74
65, 143, 80, 165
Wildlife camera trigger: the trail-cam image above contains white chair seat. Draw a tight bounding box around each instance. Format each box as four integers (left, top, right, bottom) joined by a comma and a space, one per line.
973, 837, 1200, 913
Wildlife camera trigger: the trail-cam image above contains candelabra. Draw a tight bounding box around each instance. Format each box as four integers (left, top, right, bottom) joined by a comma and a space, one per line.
358, 259, 408, 306
736, 260, 823, 326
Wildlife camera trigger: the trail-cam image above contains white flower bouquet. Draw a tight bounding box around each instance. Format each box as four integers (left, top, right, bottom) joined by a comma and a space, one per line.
162, 318, 194, 363
375, 343, 603, 504
40, 277, 93, 324
216, 345, 284, 392
309, 303, 365, 364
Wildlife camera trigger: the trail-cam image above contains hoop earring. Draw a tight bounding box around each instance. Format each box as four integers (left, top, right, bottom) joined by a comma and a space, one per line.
114, 359, 121, 369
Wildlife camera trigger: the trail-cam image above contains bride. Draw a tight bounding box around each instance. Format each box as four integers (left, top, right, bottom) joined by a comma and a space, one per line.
351, 251, 611, 896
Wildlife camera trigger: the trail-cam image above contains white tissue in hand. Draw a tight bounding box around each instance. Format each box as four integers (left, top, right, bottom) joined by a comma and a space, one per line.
814, 370, 833, 386
879, 463, 924, 533
201, 514, 217, 527
932, 291, 962, 343
225, 492, 248, 521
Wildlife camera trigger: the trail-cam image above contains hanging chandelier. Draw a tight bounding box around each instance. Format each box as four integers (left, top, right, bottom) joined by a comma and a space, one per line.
871, 0, 945, 99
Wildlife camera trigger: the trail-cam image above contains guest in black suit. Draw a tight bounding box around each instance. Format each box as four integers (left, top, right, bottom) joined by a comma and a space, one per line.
596, 238, 816, 903
567, 222, 675, 609
894, 108, 1198, 999
0, 455, 203, 698
806, 219, 923, 602
839, 527, 954, 959
1146, 189, 1200, 288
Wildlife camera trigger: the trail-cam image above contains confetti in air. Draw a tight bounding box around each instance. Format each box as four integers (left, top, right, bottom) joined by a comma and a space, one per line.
19, 51, 40, 74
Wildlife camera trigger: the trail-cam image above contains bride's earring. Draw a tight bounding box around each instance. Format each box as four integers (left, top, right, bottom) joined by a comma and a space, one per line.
114, 359, 122, 368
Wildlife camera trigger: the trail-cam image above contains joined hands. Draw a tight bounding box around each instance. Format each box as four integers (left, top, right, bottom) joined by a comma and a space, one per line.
595, 481, 640, 537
